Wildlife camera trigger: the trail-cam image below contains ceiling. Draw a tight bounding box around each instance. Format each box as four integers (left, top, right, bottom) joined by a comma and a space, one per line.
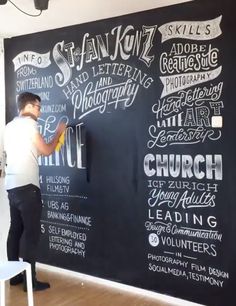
0, 0, 191, 38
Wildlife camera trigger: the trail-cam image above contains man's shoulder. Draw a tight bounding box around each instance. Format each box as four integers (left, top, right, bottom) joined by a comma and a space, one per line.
9, 116, 36, 125
5, 116, 38, 133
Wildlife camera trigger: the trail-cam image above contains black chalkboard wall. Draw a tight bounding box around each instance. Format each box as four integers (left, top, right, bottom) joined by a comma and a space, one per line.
4, 0, 236, 305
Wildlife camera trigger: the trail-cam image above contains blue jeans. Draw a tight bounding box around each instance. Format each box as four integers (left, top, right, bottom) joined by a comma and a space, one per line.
7, 184, 42, 263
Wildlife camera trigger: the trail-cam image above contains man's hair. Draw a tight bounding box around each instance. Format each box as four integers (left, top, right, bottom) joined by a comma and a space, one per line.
17, 92, 41, 111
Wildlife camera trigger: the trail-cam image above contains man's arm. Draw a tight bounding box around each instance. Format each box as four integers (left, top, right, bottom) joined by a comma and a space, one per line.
33, 122, 66, 156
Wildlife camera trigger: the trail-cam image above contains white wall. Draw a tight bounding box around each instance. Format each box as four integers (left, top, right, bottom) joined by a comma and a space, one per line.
0, 39, 7, 258
0, 38, 5, 172
0, 37, 7, 258
0, 0, 191, 37
0, 178, 8, 261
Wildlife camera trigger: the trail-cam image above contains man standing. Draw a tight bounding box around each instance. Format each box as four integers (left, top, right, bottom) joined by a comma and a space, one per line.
4, 92, 66, 291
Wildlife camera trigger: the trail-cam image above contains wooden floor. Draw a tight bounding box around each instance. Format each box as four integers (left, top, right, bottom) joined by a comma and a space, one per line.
5, 268, 172, 306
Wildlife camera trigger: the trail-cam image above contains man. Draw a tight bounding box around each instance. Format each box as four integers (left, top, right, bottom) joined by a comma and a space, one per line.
4, 92, 66, 291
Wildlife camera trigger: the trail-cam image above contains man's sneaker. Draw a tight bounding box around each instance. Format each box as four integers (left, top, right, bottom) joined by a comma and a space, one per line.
24, 279, 50, 292
10, 274, 24, 286
33, 280, 50, 291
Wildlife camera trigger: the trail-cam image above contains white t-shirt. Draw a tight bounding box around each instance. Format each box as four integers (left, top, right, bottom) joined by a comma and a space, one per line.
4, 116, 40, 189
